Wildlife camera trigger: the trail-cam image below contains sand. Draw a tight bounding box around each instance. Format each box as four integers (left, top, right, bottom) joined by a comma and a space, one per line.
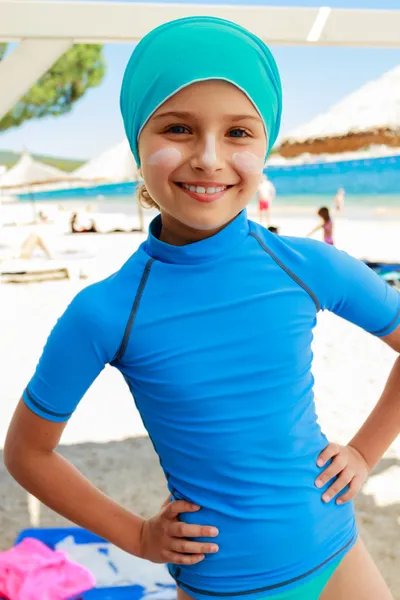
0, 203, 399, 597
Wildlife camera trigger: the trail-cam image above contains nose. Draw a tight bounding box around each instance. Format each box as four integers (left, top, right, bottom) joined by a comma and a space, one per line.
189, 134, 224, 173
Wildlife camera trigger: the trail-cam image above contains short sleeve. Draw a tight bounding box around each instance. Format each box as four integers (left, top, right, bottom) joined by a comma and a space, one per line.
313, 243, 400, 337
23, 286, 119, 422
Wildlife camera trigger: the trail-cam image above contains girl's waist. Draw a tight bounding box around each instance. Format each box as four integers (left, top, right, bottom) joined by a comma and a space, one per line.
170, 483, 354, 537
168, 505, 357, 599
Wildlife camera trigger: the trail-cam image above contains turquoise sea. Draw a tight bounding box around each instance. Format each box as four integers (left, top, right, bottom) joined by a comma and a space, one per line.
17, 153, 400, 217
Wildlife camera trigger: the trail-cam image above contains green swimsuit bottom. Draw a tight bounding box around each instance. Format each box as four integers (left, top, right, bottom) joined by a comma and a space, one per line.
261, 557, 342, 600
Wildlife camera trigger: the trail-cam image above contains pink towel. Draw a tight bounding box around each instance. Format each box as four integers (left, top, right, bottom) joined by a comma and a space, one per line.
0, 538, 95, 600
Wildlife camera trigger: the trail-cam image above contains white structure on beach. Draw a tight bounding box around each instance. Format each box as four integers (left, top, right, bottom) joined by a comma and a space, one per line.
283, 65, 400, 143
73, 140, 139, 182
0, 3, 400, 128
0, 150, 69, 190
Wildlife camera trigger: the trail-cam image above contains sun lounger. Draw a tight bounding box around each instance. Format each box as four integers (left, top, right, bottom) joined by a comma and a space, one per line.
0, 259, 86, 283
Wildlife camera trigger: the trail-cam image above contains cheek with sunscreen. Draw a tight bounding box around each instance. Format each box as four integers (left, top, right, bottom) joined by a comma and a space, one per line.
147, 147, 182, 167
232, 151, 264, 174
202, 135, 217, 167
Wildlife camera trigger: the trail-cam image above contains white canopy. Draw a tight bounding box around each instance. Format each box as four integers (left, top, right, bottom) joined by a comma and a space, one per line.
1, 3, 400, 47
282, 64, 400, 143
73, 139, 139, 182
0, 3, 400, 128
0, 150, 69, 188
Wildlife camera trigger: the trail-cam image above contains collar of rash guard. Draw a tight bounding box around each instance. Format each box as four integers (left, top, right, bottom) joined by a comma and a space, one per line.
145, 210, 250, 265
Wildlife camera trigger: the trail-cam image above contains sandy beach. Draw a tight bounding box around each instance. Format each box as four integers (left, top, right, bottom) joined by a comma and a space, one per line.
0, 202, 399, 597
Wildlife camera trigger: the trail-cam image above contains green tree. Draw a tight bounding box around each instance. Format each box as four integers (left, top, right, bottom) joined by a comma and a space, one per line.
0, 44, 105, 132
0, 43, 7, 61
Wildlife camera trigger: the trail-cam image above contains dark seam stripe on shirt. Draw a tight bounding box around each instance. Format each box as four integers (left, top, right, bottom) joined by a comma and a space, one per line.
371, 302, 400, 336
249, 232, 321, 311
113, 258, 155, 362
173, 533, 356, 597
25, 386, 72, 419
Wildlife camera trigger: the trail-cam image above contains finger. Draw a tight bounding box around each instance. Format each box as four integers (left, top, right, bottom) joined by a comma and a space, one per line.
317, 443, 340, 467
315, 455, 347, 488
322, 468, 354, 503
169, 522, 219, 539
165, 552, 205, 565
165, 501, 201, 519
161, 495, 172, 509
336, 478, 361, 505
170, 539, 219, 555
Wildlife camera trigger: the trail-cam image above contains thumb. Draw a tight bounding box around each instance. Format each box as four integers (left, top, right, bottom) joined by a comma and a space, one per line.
165, 500, 201, 520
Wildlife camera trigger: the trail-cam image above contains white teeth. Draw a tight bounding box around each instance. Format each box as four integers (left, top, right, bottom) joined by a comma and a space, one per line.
181, 183, 227, 194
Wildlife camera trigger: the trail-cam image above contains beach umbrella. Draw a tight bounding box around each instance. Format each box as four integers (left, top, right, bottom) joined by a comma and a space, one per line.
0, 149, 68, 188
280, 64, 400, 157
0, 150, 70, 217
73, 140, 144, 231
72, 140, 139, 182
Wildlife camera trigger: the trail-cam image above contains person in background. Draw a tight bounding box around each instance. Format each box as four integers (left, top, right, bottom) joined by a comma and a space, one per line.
70, 212, 98, 234
0, 232, 52, 261
267, 225, 279, 234
307, 206, 334, 246
334, 188, 345, 214
257, 174, 275, 226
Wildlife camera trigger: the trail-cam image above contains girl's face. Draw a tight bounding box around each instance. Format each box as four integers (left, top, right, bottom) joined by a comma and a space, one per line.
138, 80, 267, 237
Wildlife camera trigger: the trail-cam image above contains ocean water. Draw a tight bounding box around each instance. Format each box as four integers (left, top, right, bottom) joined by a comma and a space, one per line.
16, 154, 400, 215
266, 154, 400, 196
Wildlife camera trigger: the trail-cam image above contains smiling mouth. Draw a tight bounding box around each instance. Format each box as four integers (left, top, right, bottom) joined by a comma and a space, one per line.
175, 182, 233, 195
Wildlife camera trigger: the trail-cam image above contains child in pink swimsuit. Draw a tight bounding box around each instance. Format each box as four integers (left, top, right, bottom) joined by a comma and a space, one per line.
307, 206, 334, 245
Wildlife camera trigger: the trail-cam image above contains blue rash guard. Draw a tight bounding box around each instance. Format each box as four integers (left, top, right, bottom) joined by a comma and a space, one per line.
23, 210, 400, 598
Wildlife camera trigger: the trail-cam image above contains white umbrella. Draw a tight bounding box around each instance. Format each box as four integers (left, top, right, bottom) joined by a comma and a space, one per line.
72, 139, 139, 182
0, 149, 69, 189
280, 64, 400, 155
0, 150, 69, 218
73, 140, 144, 230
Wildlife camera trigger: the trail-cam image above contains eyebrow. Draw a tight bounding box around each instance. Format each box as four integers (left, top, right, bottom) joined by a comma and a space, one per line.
153, 111, 261, 122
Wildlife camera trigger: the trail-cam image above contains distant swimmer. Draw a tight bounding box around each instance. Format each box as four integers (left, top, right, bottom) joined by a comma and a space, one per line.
334, 188, 345, 214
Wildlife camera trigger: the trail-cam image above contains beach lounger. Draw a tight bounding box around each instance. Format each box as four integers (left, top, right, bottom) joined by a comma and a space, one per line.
0, 259, 86, 283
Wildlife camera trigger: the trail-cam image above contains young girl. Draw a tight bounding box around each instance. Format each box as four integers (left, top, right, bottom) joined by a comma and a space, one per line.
5, 17, 400, 600
307, 207, 334, 245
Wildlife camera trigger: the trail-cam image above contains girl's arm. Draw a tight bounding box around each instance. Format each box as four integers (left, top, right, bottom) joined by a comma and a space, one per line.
348, 326, 400, 470
5, 400, 219, 564
315, 326, 400, 503
306, 224, 322, 237
281, 239, 400, 503
4, 400, 144, 556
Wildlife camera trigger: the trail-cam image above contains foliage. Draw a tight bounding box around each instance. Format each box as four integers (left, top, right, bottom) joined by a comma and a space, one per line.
0, 44, 105, 131
0, 43, 7, 61
0, 150, 85, 171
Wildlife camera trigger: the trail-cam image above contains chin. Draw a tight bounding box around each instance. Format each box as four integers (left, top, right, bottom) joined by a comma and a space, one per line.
179, 209, 238, 232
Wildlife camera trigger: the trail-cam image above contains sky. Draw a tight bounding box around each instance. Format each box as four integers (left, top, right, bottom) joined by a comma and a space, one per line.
0, 0, 399, 160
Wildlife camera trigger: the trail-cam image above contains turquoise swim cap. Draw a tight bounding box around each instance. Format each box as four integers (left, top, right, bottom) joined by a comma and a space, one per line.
120, 16, 282, 166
